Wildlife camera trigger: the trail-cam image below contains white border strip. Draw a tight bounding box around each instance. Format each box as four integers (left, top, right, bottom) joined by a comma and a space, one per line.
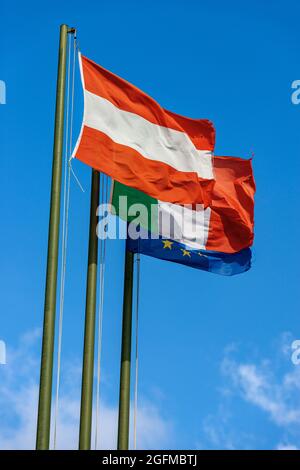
70, 52, 85, 160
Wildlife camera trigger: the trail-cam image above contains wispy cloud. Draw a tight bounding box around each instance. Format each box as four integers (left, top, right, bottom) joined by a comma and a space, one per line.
221, 357, 300, 427
199, 404, 256, 450
0, 330, 173, 450
201, 333, 300, 450
276, 443, 299, 450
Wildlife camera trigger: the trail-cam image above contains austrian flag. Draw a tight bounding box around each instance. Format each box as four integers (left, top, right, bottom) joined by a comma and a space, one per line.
72, 54, 215, 207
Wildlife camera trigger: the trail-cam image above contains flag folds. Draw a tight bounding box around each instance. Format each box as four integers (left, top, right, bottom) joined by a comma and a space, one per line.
112, 155, 255, 254
112, 155, 255, 276
72, 53, 255, 276
72, 54, 216, 207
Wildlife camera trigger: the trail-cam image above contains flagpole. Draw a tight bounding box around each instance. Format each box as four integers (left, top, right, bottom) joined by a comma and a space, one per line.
79, 169, 100, 450
117, 248, 134, 450
36, 24, 73, 450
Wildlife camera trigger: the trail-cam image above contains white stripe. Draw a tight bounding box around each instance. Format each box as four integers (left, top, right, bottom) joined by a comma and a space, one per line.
71, 53, 85, 160
158, 201, 211, 250
83, 90, 214, 179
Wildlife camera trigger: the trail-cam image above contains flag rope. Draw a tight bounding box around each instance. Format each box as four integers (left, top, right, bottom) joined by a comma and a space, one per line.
133, 252, 140, 450
53, 32, 76, 449
94, 173, 109, 449
68, 33, 86, 194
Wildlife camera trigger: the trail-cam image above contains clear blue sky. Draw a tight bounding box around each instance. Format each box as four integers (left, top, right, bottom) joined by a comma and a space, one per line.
1, 0, 300, 450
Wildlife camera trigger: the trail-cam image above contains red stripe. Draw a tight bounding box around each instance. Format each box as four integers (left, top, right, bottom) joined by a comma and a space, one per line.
207, 156, 255, 253
81, 55, 215, 151
76, 125, 214, 206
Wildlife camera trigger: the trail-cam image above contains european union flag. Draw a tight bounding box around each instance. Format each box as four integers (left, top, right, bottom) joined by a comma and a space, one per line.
127, 235, 251, 276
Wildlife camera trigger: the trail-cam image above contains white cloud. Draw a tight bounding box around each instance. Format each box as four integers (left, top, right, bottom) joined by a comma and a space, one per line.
201, 408, 236, 450
221, 357, 300, 427
199, 405, 256, 450
130, 401, 172, 450
0, 331, 173, 450
201, 334, 300, 450
276, 443, 299, 450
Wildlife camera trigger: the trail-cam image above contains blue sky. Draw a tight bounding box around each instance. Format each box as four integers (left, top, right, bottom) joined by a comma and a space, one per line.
1, 0, 300, 449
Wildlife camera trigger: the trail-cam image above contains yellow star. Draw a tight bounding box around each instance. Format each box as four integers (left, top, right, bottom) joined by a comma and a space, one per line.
162, 240, 173, 250
181, 248, 191, 257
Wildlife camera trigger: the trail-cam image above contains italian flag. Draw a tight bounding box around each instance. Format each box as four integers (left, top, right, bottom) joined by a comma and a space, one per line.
72, 54, 215, 207
112, 155, 255, 254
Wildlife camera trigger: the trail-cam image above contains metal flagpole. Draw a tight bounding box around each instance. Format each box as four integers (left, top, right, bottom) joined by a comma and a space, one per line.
36, 24, 75, 450
117, 248, 134, 450
79, 169, 100, 450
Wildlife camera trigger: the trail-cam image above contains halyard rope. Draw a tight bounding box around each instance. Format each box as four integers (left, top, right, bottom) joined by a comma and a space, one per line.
53, 32, 76, 449
94, 173, 108, 449
133, 252, 141, 449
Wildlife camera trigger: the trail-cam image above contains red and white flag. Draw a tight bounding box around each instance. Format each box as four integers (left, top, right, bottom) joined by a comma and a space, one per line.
72, 54, 216, 207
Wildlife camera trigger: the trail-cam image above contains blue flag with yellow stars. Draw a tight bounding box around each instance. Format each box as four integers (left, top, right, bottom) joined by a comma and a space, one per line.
127, 233, 251, 276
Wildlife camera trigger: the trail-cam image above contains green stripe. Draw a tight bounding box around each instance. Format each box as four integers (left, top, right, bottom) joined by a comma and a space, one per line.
112, 181, 158, 233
